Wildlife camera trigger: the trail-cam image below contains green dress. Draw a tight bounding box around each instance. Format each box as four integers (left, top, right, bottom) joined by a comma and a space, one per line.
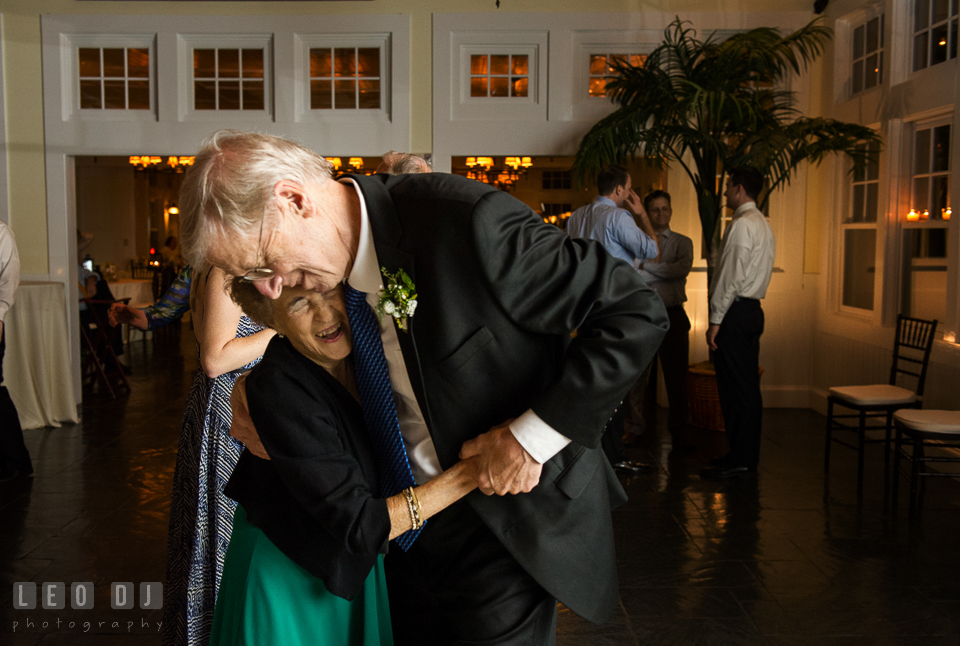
208, 505, 393, 646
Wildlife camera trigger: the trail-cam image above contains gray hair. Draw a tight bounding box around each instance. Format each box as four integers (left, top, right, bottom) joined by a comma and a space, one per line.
180, 130, 334, 266
376, 151, 431, 175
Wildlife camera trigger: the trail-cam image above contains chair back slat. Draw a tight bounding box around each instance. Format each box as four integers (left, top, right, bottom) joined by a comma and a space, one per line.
890, 315, 938, 398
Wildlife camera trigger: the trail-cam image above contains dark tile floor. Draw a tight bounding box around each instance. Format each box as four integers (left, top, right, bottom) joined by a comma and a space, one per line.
2, 328, 959, 645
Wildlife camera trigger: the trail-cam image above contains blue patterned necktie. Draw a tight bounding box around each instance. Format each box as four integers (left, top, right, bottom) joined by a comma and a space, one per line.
343, 283, 423, 549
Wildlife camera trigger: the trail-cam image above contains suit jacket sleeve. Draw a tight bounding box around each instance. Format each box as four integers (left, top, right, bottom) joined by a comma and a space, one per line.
246, 359, 391, 556
469, 190, 669, 448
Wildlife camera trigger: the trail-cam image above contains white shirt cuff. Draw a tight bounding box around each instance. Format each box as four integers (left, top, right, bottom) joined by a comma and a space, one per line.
509, 409, 572, 464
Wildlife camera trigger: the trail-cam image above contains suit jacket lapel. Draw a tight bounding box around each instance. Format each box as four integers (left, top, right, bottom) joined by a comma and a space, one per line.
349, 174, 434, 432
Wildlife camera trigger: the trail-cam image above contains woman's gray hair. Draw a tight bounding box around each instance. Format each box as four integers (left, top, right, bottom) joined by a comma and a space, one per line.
180, 130, 333, 266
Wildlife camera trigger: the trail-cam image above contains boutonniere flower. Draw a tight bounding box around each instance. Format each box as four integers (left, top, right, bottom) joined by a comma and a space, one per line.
377, 267, 418, 332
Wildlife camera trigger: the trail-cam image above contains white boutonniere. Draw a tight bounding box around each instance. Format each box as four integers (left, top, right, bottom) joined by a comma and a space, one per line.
377, 267, 418, 332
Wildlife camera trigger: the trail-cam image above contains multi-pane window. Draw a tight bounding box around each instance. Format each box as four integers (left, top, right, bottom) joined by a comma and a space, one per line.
841, 142, 880, 310
852, 15, 884, 94
588, 54, 645, 97
913, 0, 959, 71
78, 47, 150, 110
542, 170, 571, 190
912, 124, 951, 221
469, 55, 528, 98
850, 142, 880, 224
193, 48, 264, 111
902, 123, 951, 323
310, 48, 381, 110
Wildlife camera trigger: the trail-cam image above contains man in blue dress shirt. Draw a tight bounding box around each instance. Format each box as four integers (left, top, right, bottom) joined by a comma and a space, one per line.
567, 166, 659, 473
566, 165, 658, 263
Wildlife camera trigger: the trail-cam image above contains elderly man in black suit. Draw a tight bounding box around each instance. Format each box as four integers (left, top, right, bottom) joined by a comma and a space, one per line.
179, 131, 668, 646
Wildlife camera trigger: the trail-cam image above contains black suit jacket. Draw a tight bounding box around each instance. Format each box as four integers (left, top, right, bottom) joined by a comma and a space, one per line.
224, 336, 391, 601
349, 172, 669, 623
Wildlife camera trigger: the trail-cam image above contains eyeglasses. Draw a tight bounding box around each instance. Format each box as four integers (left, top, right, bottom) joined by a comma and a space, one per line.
240, 211, 275, 282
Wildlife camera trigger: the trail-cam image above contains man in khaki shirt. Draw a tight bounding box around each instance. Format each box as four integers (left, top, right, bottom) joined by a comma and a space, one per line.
701, 166, 775, 479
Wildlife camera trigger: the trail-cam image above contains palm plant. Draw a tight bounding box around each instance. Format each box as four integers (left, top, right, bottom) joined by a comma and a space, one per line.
573, 18, 881, 270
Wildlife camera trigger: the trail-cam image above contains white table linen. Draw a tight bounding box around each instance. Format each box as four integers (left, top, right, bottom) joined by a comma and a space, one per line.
5, 281, 79, 429
108, 279, 153, 306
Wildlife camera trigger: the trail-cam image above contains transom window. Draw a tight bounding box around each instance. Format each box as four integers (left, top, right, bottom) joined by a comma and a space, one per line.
852, 15, 884, 94
913, 0, 959, 71
469, 54, 528, 98
588, 54, 646, 97
542, 170, 571, 190
193, 48, 265, 111
310, 47, 381, 110
78, 47, 150, 110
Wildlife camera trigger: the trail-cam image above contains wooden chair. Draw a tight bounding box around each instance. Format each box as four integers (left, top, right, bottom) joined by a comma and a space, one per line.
892, 409, 960, 517
824, 315, 938, 493
80, 297, 131, 398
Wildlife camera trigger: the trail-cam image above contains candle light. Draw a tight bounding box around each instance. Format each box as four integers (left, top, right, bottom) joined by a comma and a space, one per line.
906, 209, 920, 221
920, 209, 929, 221
943, 207, 952, 221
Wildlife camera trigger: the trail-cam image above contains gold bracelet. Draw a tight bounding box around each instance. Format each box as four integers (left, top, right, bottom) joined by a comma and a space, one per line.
402, 487, 423, 531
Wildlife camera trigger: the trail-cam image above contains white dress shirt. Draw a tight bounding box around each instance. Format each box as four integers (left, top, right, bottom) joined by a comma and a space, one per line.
0, 221, 21, 323
708, 202, 776, 325
342, 180, 570, 483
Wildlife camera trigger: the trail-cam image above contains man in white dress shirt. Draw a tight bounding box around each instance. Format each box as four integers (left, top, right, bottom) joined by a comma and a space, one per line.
0, 219, 32, 482
701, 167, 776, 479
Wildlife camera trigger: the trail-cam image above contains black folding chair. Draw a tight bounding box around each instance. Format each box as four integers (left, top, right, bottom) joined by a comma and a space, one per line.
80, 297, 131, 398
824, 315, 938, 493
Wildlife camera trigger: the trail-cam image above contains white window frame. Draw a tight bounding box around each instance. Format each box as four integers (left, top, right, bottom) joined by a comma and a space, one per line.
851, 13, 885, 96
450, 30, 546, 122
839, 140, 882, 313
294, 33, 392, 124
59, 33, 157, 122
900, 115, 953, 326
571, 30, 664, 123
585, 52, 647, 101
912, 0, 959, 73
177, 34, 274, 122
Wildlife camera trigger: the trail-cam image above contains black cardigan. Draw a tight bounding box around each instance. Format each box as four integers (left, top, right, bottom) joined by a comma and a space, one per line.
224, 335, 391, 601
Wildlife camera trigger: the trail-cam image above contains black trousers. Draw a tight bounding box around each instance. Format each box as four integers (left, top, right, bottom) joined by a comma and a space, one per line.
385, 499, 557, 646
0, 331, 32, 473
713, 299, 764, 469
628, 305, 691, 438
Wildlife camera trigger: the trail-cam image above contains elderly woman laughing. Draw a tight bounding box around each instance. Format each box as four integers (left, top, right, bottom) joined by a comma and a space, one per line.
208, 280, 479, 646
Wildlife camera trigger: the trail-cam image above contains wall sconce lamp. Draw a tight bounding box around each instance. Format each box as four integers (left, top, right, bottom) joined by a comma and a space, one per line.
348, 157, 364, 170
326, 157, 342, 171
168, 205, 179, 215
465, 157, 477, 167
